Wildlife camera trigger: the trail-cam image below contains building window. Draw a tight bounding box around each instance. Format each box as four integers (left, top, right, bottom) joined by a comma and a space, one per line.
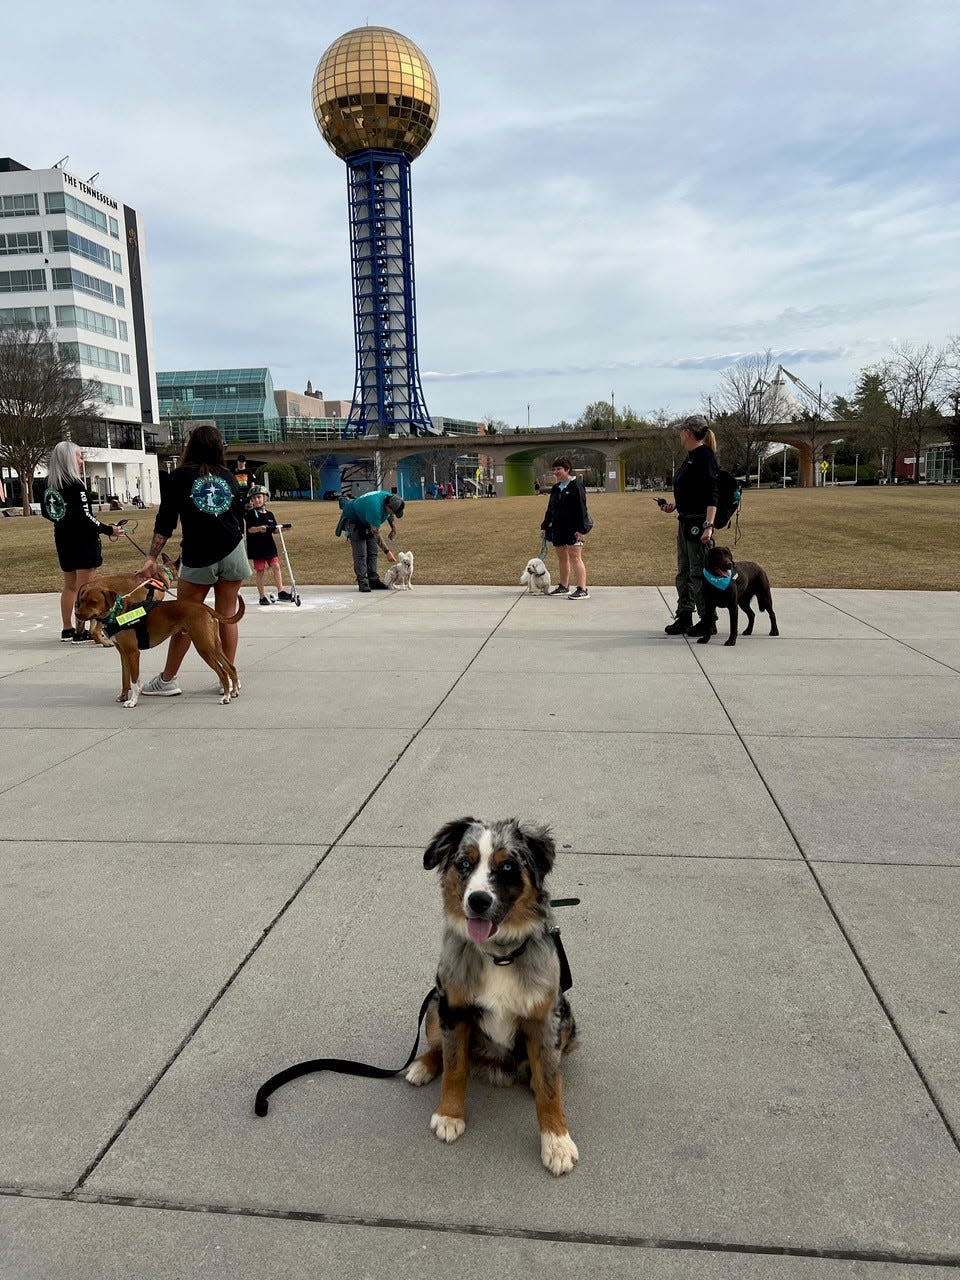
93, 380, 124, 405
0, 305, 50, 325
0, 231, 42, 255
121, 353, 131, 374
47, 229, 112, 270
44, 190, 110, 235
118, 319, 128, 341
109, 216, 119, 238
124, 386, 134, 406
59, 340, 122, 372
115, 286, 125, 307
55, 303, 118, 338
112, 251, 122, 273
0, 193, 39, 218
51, 267, 114, 304
0, 269, 46, 293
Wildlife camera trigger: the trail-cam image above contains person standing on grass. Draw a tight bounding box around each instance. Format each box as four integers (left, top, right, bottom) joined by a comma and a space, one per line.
540, 457, 590, 600
136, 424, 249, 697
42, 440, 121, 643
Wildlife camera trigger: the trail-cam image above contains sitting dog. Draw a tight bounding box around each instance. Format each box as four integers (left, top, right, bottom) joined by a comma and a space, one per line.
75, 584, 244, 706
384, 549, 414, 590
406, 817, 579, 1176
520, 557, 552, 595
700, 544, 779, 646
87, 553, 180, 647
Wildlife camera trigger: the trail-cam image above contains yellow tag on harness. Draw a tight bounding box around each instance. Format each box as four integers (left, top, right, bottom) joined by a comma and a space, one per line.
116, 606, 147, 627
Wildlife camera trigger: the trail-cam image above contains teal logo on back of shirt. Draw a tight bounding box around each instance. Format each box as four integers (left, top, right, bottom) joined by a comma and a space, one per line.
191, 474, 233, 516
43, 488, 66, 522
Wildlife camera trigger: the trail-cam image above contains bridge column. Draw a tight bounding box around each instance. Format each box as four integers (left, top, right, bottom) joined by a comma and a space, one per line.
795, 442, 815, 488
602, 449, 625, 492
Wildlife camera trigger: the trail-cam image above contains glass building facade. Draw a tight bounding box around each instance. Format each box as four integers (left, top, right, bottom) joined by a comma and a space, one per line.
157, 368, 281, 444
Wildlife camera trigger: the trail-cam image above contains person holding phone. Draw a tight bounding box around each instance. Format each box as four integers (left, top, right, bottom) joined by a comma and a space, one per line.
658, 415, 719, 636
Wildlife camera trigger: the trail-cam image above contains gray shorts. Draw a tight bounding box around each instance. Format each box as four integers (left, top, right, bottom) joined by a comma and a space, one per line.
180, 542, 251, 585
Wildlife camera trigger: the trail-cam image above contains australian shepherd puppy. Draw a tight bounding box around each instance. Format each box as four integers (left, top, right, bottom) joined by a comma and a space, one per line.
520, 557, 551, 595
406, 817, 579, 1175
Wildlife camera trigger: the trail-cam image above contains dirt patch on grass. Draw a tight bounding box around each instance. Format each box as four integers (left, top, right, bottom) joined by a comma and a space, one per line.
2, 486, 958, 593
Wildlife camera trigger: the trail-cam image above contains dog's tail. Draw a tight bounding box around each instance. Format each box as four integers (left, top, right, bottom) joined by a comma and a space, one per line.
211, 597, 246, 625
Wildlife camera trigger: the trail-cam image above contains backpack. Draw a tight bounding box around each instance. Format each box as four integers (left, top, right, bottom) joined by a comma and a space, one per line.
714, 470, 741, 530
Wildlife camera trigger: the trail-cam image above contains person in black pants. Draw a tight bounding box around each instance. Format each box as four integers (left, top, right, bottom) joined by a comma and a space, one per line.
42, 441, 120, 642
540, 456, 591, 600
659, 416, 719, 637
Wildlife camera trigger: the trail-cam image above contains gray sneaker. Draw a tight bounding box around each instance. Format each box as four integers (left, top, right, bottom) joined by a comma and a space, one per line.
549, 584, 569, 596
140, 673, 182, 696
568, 587, 590, 600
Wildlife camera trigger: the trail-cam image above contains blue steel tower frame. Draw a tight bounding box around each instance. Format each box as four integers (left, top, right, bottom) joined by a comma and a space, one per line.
344, 150, 433, 437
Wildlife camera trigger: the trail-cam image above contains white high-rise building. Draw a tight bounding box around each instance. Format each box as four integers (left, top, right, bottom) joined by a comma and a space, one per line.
0, 157, 161, 505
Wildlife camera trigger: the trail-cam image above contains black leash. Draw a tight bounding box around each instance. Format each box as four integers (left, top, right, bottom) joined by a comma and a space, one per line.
253, 908, 579, 1119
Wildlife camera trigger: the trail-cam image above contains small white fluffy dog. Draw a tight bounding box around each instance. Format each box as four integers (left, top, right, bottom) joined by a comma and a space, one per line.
384, 549, 414, 590
520, 557, 552, 595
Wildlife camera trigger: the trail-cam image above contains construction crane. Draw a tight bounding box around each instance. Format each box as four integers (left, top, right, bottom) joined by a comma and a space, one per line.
776, 365, 825, 417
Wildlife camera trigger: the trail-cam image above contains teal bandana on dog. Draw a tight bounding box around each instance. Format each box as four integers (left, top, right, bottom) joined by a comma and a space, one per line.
703, 566, 734, 591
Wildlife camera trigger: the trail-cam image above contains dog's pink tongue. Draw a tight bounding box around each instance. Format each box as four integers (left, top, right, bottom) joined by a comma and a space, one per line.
467, 917, 494, 943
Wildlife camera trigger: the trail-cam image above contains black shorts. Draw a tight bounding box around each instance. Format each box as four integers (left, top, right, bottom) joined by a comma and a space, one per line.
54, 531, 102, 573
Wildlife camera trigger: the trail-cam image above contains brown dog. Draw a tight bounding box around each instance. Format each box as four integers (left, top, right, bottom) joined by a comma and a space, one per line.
87, 554, 180, 647
701, 545, 779, 646
75, 584, 244, 707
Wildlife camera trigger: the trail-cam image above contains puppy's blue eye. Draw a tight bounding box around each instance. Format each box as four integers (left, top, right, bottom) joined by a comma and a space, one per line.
499, 861, 516, 874
456, 857, 473, 874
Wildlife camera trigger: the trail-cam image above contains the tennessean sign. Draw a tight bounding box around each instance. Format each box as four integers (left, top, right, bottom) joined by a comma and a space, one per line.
61, 170, 118, 210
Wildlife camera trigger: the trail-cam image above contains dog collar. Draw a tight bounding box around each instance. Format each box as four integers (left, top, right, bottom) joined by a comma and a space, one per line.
703, 566, 734, 591
490, 936, 531, 967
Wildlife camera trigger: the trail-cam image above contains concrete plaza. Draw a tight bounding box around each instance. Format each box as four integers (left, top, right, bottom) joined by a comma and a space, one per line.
0, 584, 958, 1278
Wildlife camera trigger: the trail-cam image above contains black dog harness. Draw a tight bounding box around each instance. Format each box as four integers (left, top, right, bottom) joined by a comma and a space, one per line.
253, 917, 575, 1119
102, 582, 164, 649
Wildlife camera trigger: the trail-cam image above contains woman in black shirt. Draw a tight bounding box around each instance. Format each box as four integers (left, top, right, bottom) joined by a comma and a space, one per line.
137, 424, 249, 696
42, 441, 120, 642
540, 456, 591, 600
659, 415, 719, 636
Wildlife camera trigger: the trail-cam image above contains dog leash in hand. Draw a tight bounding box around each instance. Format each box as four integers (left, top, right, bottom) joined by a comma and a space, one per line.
254, 900, 580, 1118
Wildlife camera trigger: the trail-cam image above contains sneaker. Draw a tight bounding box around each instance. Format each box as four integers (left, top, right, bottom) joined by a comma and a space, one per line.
358, 583, 371, 593
258, 596, 272, 605
549, 584, 570, 596
277, 590, 293, 601
268, 594, 278, 603
60, 628, 75, 642
370, 579, 389, 590
568, 587, 590, 600
72, 630, 92, 643
140, 673, 182, 696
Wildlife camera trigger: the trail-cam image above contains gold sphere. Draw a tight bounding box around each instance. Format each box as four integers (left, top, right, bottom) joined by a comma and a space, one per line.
312, 27, 439, 161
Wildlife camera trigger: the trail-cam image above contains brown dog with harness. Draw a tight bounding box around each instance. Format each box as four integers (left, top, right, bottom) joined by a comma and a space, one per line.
86, 553, 181, 647
74, 583, 244, 707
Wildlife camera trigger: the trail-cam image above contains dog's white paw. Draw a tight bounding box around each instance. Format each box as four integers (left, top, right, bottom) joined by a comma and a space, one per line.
220, 691, 231, 704
540, 1130, 579, 1176
405, 1060, 437, 1086
431, 1112, 465, 1143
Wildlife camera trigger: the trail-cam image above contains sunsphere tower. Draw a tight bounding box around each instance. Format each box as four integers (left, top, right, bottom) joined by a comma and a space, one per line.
312, 27, 439, 437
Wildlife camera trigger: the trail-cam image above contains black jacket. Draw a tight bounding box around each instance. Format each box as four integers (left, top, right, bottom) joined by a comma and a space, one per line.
155, 464, 244, 567
673, 445, 719, 516
541, 478, 590, 545
245, 506, 279, 560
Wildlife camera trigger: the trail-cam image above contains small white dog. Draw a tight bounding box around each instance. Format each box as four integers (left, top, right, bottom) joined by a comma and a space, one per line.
384, 549, 414, 590
520, 557, 552, 595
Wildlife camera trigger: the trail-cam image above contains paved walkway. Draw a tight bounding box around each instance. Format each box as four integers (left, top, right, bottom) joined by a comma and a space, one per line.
1, 585, 959, 1279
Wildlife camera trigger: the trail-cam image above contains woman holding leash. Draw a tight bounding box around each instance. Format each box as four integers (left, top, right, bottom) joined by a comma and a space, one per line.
136, 424, 249, 696
540, 456, 590, 600
659, 414, 719, 637
42, 441, 121, 643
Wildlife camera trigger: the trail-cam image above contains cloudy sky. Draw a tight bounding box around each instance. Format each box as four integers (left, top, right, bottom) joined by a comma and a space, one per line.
5, 0, 957, 426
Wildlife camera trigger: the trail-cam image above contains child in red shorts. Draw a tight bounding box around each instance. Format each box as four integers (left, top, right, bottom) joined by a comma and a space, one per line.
244, 487, 293, 604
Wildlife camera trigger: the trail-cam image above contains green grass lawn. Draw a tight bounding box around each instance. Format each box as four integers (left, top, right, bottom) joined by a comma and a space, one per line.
2, 486, 959, 593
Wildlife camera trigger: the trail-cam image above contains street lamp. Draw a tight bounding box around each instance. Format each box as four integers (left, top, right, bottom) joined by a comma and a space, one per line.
749, 378, 767, 488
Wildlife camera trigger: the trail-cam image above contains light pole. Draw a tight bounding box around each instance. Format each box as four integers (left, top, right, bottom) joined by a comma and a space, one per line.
749, 379, 766, 488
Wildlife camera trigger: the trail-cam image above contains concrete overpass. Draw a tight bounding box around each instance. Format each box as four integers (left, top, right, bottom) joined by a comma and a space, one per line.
224, 421, 861, 496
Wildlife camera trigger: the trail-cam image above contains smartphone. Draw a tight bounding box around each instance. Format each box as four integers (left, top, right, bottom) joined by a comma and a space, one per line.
116, 518, 129, 527
653, 498, 668, 508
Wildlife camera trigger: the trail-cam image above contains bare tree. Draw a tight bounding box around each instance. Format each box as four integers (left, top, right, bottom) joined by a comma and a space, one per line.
710, 351, 787, 479
0, 322, 101, 514
887, 342, 950, 481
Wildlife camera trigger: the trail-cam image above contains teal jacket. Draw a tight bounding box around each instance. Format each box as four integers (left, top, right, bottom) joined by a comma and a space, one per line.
335, 490, 394, 537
